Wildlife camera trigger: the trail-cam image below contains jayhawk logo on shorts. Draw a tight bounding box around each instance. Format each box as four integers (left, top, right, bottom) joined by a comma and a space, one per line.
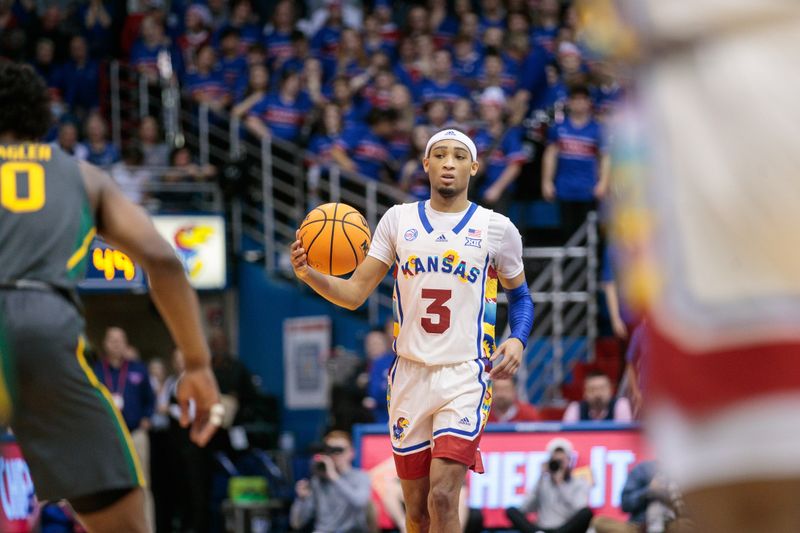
392, 417, 410, 441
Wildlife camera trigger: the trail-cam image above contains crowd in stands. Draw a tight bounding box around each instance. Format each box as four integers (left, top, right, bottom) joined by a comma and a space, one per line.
0, 1, 652, 530
2, 0, 622, 228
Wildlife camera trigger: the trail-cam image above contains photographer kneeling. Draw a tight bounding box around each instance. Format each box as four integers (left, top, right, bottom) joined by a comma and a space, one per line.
290, 430, 373, 533
506, 438, 593, 533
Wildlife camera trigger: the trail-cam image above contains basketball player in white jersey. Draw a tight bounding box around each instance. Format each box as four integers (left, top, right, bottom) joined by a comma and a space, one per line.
290, 128, 534, 533
593, 0, 800, 531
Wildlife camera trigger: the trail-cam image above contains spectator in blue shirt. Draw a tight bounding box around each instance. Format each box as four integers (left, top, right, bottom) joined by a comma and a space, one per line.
532, 0, 561, 56
231, 63, 269, 119
307, 103, 342, 166
459, 10, 480, 43
79, 0, 114, 59
262, 0, 295, 72
393, 37, 424, 92
361, 329, 394, 424
327, 76, 369, 132
514, 40, 549, 116
215, 0, 261, 53
362, 13, 395, 61
590, 61, 623, 121
416, 48, 469, 106
301, 57, 327, 109
182, 44, 231, 115
334, 27, 369, 79
57, 35, 100, 118
481, 26, 506, 56
508, 10, 531, 37
429, 0, 459, 48
245, 42, 267, 68
542, 84, 610, 240
591, 461, 690, 533
452, 33, 483, 91
374, 0, 400, 46
473, 87, 530, 212
282, 30, 313, 82
478, 0, 506, 32
93, 327, 155, 435
399, 124, 432, 200
245, 68, 312, 143
130, 15, 182, 84
358, 67, 396, 111
542, 63, 569, 115
310, 0, 343, 77
331, 108, 396, 181
477, 48, 517, 96
404, 5, 430, 39
304, 102, 342, 208
218, 27, 249, 97
83, 112, 121, 167
32, 38, 59, 89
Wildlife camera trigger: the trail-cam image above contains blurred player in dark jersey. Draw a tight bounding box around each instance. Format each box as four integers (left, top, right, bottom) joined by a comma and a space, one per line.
0, 62, 221, 533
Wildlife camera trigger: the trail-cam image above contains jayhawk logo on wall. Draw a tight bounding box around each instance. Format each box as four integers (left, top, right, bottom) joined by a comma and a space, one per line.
392, 417, 410, 441
174, 225, 214, 279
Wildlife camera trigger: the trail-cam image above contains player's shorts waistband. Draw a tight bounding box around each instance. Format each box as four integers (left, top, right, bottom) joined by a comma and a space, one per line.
0, 279, 83, 313
395, 355, 491, 369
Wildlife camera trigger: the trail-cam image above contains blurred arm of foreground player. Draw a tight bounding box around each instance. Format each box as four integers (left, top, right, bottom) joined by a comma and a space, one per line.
290, 230, 391, 311
80, 161, 221, 447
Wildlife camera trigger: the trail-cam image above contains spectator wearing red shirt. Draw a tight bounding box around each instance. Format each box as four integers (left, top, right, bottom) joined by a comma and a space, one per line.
488, 377, 540, 423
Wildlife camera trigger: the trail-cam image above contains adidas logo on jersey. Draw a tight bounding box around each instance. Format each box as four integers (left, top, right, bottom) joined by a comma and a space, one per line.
458, 416, 470, 426
435, 234, 448, 242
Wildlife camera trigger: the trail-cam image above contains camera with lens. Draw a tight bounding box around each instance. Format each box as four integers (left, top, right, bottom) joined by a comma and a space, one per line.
548, 458, 564, 473
310, 444, 345, 475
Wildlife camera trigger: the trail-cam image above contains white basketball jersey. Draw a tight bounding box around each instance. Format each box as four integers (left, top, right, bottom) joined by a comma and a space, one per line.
391, 201, 499, 366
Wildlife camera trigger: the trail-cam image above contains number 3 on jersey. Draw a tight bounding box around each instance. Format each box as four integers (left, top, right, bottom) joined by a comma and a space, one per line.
0, 162, 45, 213
421, 288, 452, 334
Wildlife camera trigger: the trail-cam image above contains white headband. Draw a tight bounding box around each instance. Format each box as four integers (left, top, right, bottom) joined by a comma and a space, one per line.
424, 129, 477, 161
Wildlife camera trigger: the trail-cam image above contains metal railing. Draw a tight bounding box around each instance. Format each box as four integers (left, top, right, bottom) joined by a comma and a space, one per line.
105, 164, 225, 213
498, 213, 599, 405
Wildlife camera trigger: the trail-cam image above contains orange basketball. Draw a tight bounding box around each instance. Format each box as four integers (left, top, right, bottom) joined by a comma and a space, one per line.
298, 203, 372, 276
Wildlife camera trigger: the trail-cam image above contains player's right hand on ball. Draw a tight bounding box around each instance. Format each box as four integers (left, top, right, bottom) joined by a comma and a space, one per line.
291, 230, 309, 279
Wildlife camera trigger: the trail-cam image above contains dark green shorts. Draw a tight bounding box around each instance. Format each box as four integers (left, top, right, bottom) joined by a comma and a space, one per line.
0, 288, 145, 502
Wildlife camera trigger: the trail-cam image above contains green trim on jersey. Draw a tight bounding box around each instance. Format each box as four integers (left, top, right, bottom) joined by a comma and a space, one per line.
66, 201, 95, 280
74, 336, 146, 488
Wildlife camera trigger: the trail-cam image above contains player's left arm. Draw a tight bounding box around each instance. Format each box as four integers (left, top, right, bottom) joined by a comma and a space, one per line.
490, 218, 534, 379
490, 271, 533, 379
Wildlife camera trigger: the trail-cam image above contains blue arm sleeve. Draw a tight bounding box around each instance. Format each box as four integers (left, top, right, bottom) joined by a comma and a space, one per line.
507, 283, 534, 348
